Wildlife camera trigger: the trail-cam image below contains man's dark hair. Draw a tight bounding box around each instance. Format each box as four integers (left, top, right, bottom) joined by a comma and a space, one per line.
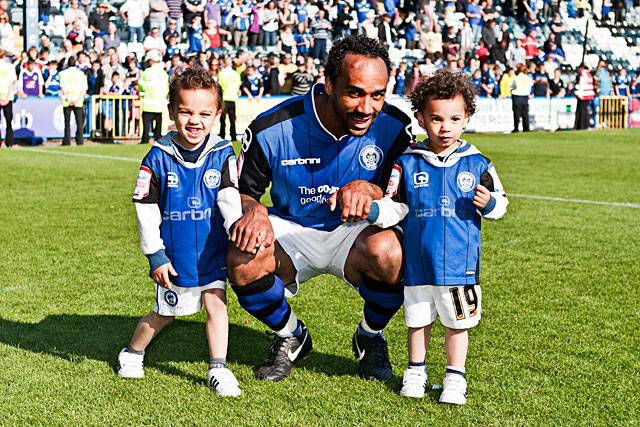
169, 65, 223, 112
324, 35, 391, 84
67, 56, 77, 67
409, 69, 477, 116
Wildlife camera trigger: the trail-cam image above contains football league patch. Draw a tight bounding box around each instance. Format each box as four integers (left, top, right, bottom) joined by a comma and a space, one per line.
385, 164, 402, 197
228, 156, 238, 187
133, 166, 152, 200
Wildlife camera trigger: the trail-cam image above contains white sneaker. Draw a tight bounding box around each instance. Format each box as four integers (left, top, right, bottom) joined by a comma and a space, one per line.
399, 368, 428, 398
208, 367, 241, 397
117, 347, 144, 378
439, 373, 467, 405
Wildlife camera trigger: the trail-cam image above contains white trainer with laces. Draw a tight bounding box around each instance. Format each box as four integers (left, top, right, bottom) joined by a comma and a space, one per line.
439, 373, 467, 405
208, 367, 241, 397
117, 347, 144, 379
399, 368, 428, 398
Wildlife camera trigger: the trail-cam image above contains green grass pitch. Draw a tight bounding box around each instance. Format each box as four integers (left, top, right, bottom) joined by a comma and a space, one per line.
0, 129, 638, 425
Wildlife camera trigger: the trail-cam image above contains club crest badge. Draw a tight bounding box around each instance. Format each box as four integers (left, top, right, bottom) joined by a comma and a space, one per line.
359, 145, 383, 171
203, 169, 221, 189
457, 172, 476, 192
164, 290, 178, 307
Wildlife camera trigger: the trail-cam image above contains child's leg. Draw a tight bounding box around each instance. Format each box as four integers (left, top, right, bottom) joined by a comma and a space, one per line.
202, 288, 228, 361
443, 327, 468, 368
407, 323, 433, 364
129, 312, 175, 353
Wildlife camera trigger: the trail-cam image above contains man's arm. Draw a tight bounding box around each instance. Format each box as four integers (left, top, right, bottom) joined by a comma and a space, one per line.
476, 163, 508, 220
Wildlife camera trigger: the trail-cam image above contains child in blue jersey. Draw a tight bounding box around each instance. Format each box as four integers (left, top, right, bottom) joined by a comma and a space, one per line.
368, 70, 508, 404
118, 66, 243, 397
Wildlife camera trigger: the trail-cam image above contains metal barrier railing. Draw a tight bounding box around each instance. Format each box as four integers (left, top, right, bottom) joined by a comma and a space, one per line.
598, 96, 628, 129
90, 95, 142, 140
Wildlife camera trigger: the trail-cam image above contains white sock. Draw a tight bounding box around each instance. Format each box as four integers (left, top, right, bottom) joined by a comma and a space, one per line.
275, 311, 298, 338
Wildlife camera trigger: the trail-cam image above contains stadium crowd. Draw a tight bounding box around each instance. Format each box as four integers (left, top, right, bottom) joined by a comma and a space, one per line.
1, 0, 640, 144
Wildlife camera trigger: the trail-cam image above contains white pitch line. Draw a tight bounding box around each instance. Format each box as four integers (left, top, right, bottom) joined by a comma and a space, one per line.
510, 194, 640, 209
14, 147, 640, 209
19, 147, 140, 163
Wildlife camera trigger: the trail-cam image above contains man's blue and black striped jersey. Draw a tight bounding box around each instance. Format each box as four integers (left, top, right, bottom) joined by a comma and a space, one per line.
133, 132, 237, 287
238, 83, 413, 231
380, 140, 508, 286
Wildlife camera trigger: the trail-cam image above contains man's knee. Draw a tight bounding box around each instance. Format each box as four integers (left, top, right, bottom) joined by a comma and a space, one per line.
354, 228, 403, 284
226, 244, 274, 285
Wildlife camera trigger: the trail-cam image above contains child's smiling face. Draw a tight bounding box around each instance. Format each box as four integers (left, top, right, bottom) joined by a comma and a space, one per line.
416, 94, 469, 154
169, 88, 221, 149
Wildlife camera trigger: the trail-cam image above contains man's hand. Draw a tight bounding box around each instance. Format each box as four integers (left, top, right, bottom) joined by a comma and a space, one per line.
152, 262, 178, 289
328, 180, 383, 222
230, 196, 274, 254
472, 184, 491, 209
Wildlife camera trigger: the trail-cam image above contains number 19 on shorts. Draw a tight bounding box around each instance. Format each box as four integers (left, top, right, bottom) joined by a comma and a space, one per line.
449, 285, 480, 321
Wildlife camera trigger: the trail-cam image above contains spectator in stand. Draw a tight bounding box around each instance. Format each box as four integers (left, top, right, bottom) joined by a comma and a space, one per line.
204, 20, 228, 55
491, 38, 508, 66
18, 59, 44, 98
521, 29, 540, 62
482, 19, 497, 51
59, 56, 88, 146
290, 58, 314, 95
532, 63, 550, 98
232, 0, 251, 48
614, 68, 630, 97
241, 65, 264, 99
471, 68, 483, 95
334, 3, 356, 38
550, 12, 564, 49
144, 27, 167, 57
310, 9, 331, 62
422, 22, 443, 56
183, 0, 205, 31
378, 13, 396, 48
466, 0, 483, 44
103, 52, 126, 86
354, 0, 371, 26
149, 0, 170, 34
166, 0, 184, 35
43, 60, 61, 97
204, 0, 222, 27
262, 1, 279, 48
508, 38, 526, 68
89, 2, 116, 38
631, 74, 640, 96
163, 19, 180, 45
394, 61, 408, 96
217, 56, 241, 140
361, 11, 378, 39
39, 0, 52, 26
279, 24, 297, 54
138, 50, 168, 144
595, 60, 612, 96
459, 18, 473, 61
480, 62, 497, 97
511, 63, 533, 132
0, 48, 16, 147
0, 13, 13, 56
263, 54, 284, 95
86, 60, 106, 95
279, 0, 295, 28
475, 40, 490, 66
102, 23, 122, 51
121, 0, 150, 43
294, 23, 311, 55
126, 54, 142, 81
549, 68, 565, 98
443, 25, 460, 58
64, 0, 88, 34
574, 64, 594, 130
67, 20, 86, 53
188, 15, 205, 53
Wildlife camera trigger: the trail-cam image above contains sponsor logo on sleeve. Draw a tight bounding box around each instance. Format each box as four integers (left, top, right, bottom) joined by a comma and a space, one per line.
133, 165, 152, 200
385, 164, 402, 197
457, 172, 476, 192
203, 169, 221, 189
359, 145, 384, 170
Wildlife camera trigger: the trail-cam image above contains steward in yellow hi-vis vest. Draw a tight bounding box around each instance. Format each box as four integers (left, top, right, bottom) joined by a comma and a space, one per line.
138, 51, 169, 144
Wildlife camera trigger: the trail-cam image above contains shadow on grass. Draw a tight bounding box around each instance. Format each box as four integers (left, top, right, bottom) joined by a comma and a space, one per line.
0, 315, 358, 384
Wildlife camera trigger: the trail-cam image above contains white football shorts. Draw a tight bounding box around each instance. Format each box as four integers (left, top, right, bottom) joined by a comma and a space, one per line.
154, 280, 226, 316
404, 284, 482, 330
269, 215, 370, 295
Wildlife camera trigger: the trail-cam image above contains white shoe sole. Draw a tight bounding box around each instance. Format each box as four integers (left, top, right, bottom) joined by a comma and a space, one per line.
118, 369, 144, 379
439, 392, 466, 405
400, 389, 425, 398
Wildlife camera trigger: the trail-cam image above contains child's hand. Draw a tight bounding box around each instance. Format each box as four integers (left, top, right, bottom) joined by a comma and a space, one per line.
152, 263, 178, 289
472, 185, 491, 209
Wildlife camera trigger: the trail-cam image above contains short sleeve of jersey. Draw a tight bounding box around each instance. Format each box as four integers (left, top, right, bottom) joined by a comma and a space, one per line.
377, 107, 413, 189
220, 152, 239, 190
238, 129, 272, 201
132, 155, 160, 204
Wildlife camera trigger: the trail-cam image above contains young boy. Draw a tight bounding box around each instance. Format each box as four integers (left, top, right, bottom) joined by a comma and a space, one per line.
367, 69, 508, 405
118, 66, 244, 397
